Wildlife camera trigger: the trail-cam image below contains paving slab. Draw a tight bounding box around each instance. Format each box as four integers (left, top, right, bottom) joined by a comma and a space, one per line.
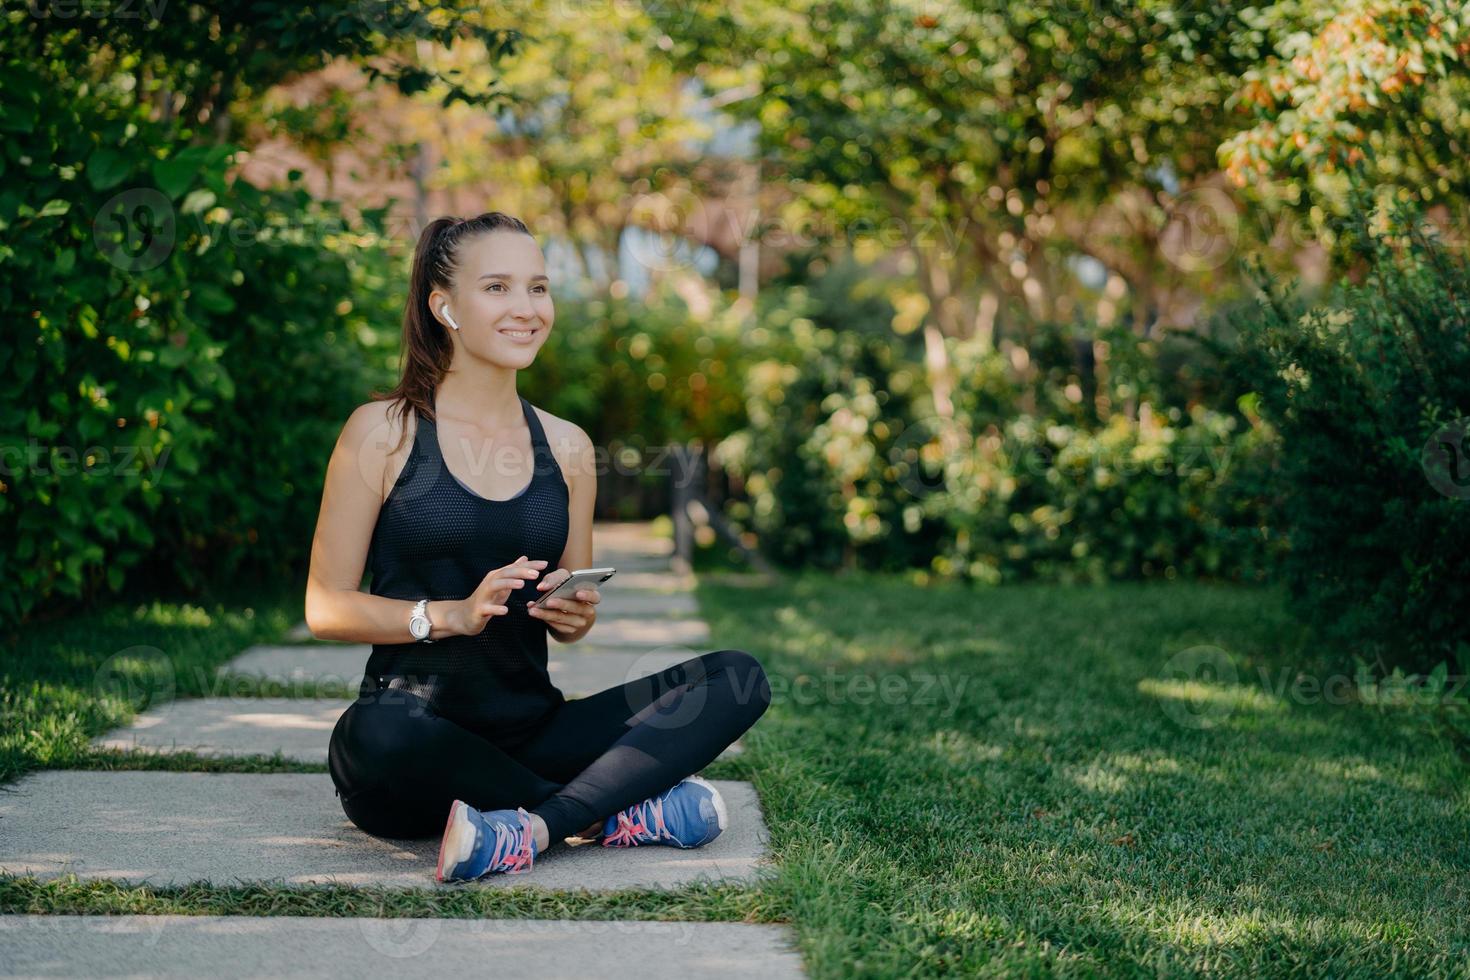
92, 699, 346, 763
91, 692, 742, 762
609, 570, 696, 591
593, 522, 678, 556
580, 616, 711, 647
0, 772, 771, 891
599, 590, 699, 616
220, 645, 367, 689
595, 555, 677, 572
0, 915, 805, 978
220, 647, 718, 699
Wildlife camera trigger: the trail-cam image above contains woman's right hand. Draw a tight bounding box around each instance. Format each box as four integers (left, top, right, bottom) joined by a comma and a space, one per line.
443, 555, 548, 637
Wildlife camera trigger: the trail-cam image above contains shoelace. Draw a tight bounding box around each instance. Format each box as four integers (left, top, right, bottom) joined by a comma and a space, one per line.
602, 793, 673, 847
485, 806, 536, 874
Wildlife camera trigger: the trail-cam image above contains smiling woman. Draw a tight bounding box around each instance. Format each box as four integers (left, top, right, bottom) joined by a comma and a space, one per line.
301, 211, 771, 883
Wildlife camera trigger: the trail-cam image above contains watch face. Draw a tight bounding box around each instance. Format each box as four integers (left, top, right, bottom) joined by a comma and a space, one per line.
410, 617, 428, 639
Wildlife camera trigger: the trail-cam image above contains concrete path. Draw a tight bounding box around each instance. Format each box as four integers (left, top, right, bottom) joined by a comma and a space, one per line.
93, 698, 346, 762
217, 646, 717, 698
0, 915, 806, 978
107, 525, 744, 762
0, 772, 773, 892
94, 691, 743, 762
23, 523, 789, 974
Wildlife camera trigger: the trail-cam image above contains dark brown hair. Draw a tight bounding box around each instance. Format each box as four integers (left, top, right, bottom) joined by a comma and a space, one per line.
371, 211, 534, 455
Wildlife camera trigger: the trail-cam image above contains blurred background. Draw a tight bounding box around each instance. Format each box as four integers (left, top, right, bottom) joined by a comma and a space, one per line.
2, 0, 1467, 688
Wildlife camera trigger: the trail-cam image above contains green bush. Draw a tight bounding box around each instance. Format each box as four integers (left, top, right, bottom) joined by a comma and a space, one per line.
931, 402, 1278, 584
0, 55, 396, 624
528, 282, 749, 451
713, 260, 1277, 581
712, 294, 946, 570
1227, 195, 1470, 672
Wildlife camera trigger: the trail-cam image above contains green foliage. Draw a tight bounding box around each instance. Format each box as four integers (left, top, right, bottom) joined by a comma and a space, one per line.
0, 41, 398, 625
713, 280, 943, 570
4, 0, 522, 130
527, 282, 749, 452
715, 261, 1277, 582
1228, 193, 1470, 672
1354, 647, 1470, 766
933, 404, 1278, 585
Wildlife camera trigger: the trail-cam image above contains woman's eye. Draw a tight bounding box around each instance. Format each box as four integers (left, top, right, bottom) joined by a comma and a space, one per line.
484, 283, 548, 294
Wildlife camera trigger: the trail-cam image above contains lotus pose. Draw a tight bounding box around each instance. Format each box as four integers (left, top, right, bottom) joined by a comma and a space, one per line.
304, 211, 771, 880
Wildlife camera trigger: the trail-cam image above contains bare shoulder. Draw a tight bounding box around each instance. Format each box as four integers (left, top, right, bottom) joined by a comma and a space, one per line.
531, 404, 595, 481
340, 398, 418, 499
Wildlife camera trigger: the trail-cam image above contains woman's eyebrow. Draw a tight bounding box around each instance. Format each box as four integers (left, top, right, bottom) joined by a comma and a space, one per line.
478, 273, 550, 282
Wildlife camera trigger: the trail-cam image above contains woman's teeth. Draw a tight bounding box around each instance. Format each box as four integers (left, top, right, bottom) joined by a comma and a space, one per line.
502, 329, 535, 338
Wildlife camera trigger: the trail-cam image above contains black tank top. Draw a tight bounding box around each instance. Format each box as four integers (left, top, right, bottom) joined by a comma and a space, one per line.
362, 390, 570, 745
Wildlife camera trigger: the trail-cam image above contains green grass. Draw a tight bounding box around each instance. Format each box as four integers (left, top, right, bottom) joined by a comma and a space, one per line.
4, 571, 1468, 976
697, 573, 1470, 977
1, 573, 308, 784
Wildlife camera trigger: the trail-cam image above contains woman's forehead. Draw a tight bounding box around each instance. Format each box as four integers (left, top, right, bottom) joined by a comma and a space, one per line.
459, 230, 545, 275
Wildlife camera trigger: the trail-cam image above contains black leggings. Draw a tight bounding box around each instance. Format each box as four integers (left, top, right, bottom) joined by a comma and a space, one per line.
328, 649, 772, 845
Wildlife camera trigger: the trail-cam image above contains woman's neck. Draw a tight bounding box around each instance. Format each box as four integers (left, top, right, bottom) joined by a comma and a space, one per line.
435, 367, 522, 428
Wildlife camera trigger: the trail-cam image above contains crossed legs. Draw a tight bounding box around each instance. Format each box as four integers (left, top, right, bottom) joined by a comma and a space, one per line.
328, 649, 772, 849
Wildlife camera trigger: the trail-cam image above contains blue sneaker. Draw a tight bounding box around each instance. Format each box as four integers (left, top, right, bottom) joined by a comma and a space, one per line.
435, 800, 538, 881
601, 776, 728, 849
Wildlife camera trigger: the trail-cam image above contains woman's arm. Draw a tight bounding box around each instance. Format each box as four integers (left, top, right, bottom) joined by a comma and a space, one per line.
542, 419, 598, 644
303, 401, 458, 644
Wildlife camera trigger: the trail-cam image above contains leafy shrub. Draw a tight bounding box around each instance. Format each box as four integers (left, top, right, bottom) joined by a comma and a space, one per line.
0, 55, 396, 624
1228, 195, 1470, 672
712, 295, 947, 570
714, 262, 1277, 581
529, 282, 749, 451
932, 402, 1278, 584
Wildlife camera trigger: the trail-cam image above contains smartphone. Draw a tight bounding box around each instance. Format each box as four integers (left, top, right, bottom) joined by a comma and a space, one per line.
528, 566, 616, 607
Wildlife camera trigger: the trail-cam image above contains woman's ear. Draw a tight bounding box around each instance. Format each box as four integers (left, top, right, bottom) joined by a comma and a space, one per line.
427, 288, 460, 331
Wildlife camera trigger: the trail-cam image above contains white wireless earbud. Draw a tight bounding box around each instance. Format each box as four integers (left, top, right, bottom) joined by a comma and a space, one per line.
441, 306, 461, 331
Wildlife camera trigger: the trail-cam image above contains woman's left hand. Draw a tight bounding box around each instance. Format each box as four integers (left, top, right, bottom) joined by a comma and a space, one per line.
528, 568, 599, 635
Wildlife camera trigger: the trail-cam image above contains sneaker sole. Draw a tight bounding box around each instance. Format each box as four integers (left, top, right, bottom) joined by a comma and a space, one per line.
435, 800, 477, 882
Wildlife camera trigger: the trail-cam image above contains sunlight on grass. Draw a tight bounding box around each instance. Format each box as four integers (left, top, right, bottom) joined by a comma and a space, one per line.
699, 572, 1470, 976
1137, 677, 1285, 716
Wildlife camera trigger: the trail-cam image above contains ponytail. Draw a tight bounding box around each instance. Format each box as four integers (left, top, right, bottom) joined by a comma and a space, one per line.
370, 211, 534, 455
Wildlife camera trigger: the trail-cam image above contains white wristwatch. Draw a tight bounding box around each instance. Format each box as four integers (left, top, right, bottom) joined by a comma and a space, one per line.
409, 599, 434, 642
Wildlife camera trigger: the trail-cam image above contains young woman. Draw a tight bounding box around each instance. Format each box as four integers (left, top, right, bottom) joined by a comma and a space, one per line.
304, 212, 772, 881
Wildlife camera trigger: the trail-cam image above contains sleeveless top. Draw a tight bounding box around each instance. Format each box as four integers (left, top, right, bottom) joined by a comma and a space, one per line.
362, 390, 571, 745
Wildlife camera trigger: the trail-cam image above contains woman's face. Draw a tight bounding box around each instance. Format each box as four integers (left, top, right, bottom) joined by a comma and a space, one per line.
434, 230, 554, 366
